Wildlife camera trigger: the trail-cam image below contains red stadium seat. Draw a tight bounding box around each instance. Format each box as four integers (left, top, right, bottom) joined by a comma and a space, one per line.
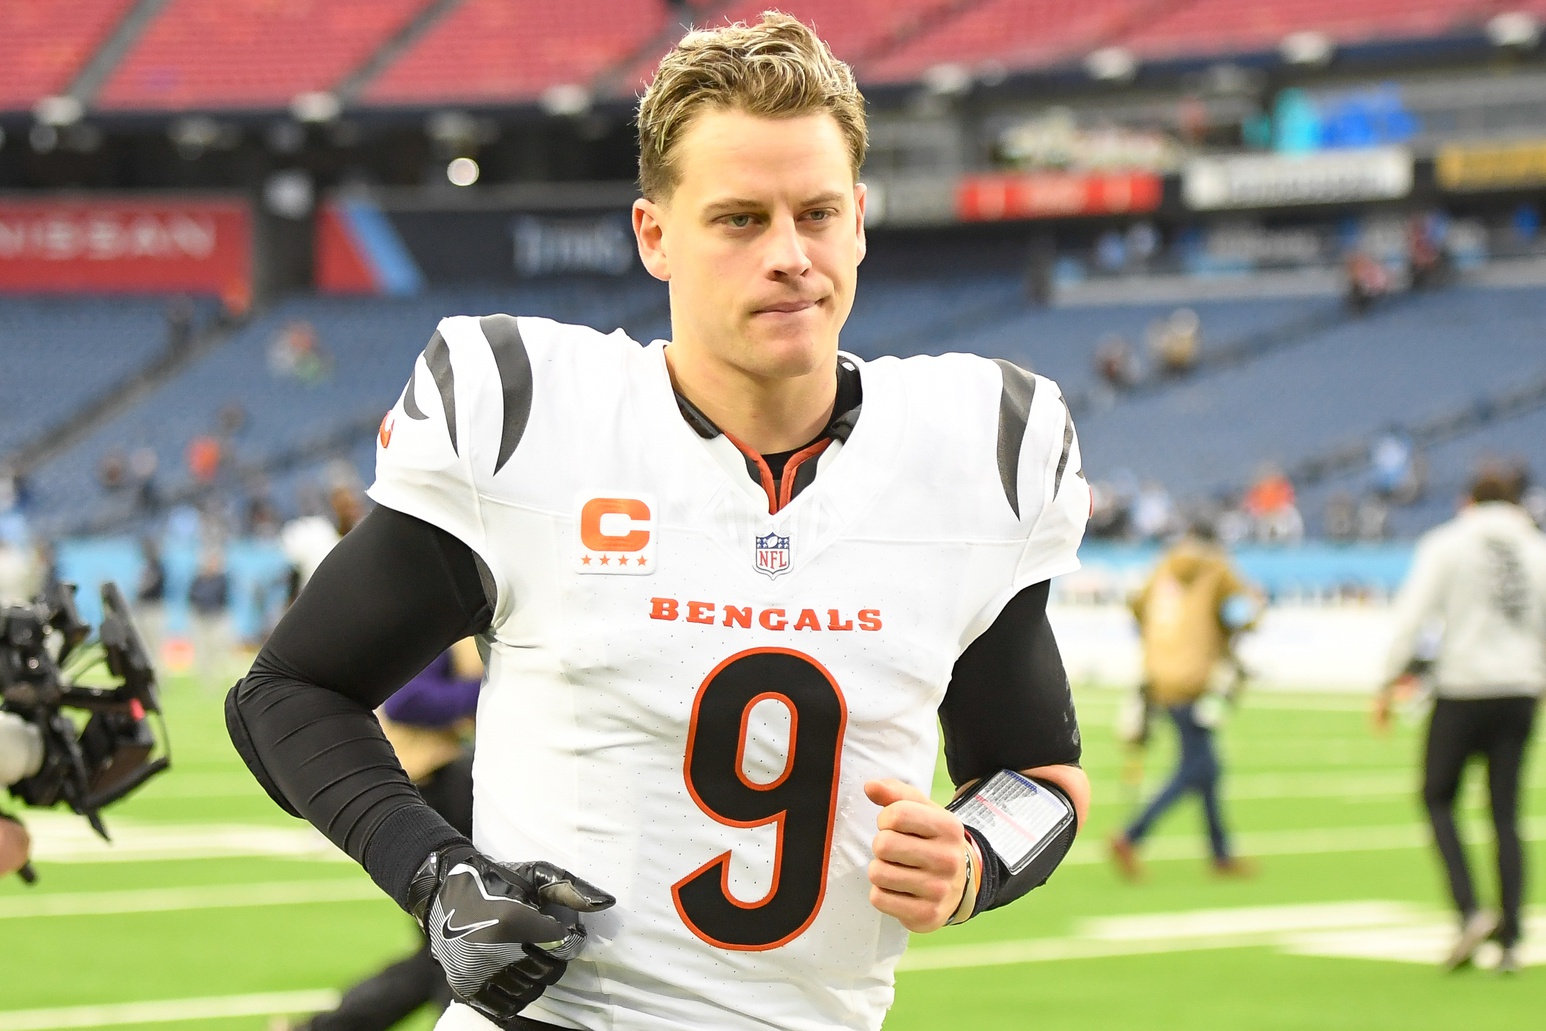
363, 0, 668, 107
859, 0, 1143, 83
97, 0, 434, 111
0, 0, 135, 112
611, 0, 961, 94
1118, 0, 1495, 60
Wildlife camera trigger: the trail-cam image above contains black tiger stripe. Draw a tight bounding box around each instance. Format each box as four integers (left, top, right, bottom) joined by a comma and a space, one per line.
1053, 397, 1075, 498
478, 314, 534, 475
423, 330, 458, 455
992, 359, 1037, 519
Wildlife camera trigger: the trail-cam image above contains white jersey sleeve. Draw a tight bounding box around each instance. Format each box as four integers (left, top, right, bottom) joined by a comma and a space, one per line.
367, 315, 512, 617
1013, 373, 1089, 587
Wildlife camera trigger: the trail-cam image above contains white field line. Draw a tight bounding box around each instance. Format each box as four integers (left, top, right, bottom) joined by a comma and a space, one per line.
900, 902, 1546, 973
0, 991, 340, 1031
23, 812, 348, 864
1064, 815, 1546, 865
0, 879, 383, 920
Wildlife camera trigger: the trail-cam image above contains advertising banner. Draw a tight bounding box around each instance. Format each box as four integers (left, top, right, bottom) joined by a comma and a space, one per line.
316, 197, 642, 292
0, 196, 250, 306
1182, 147, 1413, 210
956, 172, 1162, 221
1436, 139, 1546, 192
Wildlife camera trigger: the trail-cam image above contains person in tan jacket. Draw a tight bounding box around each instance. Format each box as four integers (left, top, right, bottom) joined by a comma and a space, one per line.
1110, 524, 1258, 880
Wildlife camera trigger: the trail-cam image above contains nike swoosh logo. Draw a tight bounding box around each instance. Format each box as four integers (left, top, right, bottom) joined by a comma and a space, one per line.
442, 907, 499, 939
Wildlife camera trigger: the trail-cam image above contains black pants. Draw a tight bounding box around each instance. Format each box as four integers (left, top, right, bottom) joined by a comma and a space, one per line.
309, 754, 475, 1031
1422, 695, 1539, 947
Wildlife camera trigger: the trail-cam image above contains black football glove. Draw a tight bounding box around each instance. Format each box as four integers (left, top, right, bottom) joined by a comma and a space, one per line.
407, 844, 615, 1026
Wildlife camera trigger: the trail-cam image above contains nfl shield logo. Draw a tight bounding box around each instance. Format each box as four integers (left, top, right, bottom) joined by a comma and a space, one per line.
754, 531, 791, 579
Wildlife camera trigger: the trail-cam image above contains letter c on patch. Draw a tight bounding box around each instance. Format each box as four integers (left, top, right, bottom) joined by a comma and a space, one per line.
581, 497, 651, 552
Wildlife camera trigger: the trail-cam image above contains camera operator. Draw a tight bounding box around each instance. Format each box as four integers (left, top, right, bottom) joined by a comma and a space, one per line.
1, 709, 44, 876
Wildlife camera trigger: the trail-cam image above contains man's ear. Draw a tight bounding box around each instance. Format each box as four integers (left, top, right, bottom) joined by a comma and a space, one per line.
853, 182, 868, 266
633, 198, 671, 282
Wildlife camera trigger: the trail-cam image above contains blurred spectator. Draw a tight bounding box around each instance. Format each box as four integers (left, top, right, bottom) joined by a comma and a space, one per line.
1150, 308, 1200, 377
1095, 333, 1140, 390
188, 549, 232, 688
0, 465, 20, 513
1407, 213, 1449, 292
166, 296, 195, 354
1375, 462, 1546, 973
268, 319, 329, 385
1109, 522, 1260, 880
1325, 491, 1357, 543
1243, 464, 1302, 543
1370, 427, 1425, 505
131, 446, 161, 514
218, 401, 247, 440
1356, 495, 1391, 542
1346, 250, 1392, 313
98, 448, 128, 493
1131, 481, 1177, 541
1095, 229, 1127, 273
1088, 479, 1134, 540
135, 536, 167, 665
187, 434, 222, 485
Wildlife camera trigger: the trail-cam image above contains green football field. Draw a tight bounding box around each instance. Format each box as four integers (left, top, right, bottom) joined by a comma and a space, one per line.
3, 674, 1544, 1030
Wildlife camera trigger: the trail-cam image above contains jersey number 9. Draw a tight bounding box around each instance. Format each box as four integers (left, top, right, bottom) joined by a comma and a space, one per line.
673, 648, 848, 950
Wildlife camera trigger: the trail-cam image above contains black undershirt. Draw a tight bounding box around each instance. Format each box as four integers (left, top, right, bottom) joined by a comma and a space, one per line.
227, 367, 1081, 911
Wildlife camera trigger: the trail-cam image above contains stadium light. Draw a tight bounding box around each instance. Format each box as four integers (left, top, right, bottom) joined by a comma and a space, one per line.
447, 157, 481, 187
1280, 31, 1335, 66
540, 84, 591, 117
1486, 12, 1542, 49
33, 95, 83, 127
1085, 47, 1137, 83
291, 91, 341, 124
921, 63, 972, 97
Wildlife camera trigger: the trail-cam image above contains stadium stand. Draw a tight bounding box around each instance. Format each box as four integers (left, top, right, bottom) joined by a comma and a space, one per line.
0, 0, 135, 112
1117, 0, 1497, 61
361, 0, 669, 107
0, 297, 170, 457
859, 0, 1153, 83
26, 279, 668, 534
95, 0, 433, 111
1071, 283, 1546, 513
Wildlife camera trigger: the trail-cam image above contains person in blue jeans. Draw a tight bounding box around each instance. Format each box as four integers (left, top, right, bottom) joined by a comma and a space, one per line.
1117, 701, 1231, 870
1109, 525, 1258, 879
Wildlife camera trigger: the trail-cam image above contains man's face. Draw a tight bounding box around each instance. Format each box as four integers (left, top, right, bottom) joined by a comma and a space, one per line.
633, 109, 866, 385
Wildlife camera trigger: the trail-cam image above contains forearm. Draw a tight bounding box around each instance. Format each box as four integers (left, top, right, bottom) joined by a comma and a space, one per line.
226, 504, 493, 908
229, 661, 466, 907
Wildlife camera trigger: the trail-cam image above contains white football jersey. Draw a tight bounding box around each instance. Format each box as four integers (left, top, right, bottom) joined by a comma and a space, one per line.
368, 315, 1088, 1031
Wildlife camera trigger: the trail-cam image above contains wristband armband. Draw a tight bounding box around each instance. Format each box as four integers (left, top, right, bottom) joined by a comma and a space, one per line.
946, 770, 1077, 918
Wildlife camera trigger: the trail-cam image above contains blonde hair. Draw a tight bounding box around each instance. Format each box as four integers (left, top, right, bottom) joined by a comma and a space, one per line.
637, 10, 867, 201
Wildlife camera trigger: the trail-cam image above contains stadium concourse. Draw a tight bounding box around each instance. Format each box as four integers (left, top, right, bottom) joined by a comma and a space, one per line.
4, 0, 1546, 1029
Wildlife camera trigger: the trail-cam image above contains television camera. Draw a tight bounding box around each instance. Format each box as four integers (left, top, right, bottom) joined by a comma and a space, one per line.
0, 580, 171, 882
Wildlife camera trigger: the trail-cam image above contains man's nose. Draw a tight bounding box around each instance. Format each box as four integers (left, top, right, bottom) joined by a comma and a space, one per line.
763, 216, 812, 278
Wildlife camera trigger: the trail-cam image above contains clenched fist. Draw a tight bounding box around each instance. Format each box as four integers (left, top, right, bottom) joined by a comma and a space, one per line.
864, 779, 974, 933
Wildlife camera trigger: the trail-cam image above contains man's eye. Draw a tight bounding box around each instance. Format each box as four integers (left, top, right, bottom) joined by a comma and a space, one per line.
806, 209, 832, 222
725, 214, 754, 228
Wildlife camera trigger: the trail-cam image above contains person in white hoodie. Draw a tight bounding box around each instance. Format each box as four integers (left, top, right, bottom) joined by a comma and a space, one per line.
1377, 463, 1546, 974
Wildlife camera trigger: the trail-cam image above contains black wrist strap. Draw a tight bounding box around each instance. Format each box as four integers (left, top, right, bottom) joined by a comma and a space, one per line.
963, 777, 1078, 916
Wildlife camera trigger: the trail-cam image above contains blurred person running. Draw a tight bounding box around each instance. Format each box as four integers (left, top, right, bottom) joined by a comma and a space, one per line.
1109, 521, 1259, 879
1375, 463, 1546, 973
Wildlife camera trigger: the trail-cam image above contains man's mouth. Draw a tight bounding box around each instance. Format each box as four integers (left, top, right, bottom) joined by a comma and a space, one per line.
754, 299, 820, 314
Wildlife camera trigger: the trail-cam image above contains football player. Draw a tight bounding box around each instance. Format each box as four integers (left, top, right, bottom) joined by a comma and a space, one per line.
228, 14, 1091, 1031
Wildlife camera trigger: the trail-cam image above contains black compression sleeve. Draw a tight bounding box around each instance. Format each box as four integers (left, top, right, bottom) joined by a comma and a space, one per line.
225, 504, 492, 909
939, 581, 1081, 787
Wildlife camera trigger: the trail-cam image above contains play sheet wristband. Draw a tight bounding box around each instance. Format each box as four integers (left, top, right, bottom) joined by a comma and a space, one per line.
948, 770, 1074, 874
